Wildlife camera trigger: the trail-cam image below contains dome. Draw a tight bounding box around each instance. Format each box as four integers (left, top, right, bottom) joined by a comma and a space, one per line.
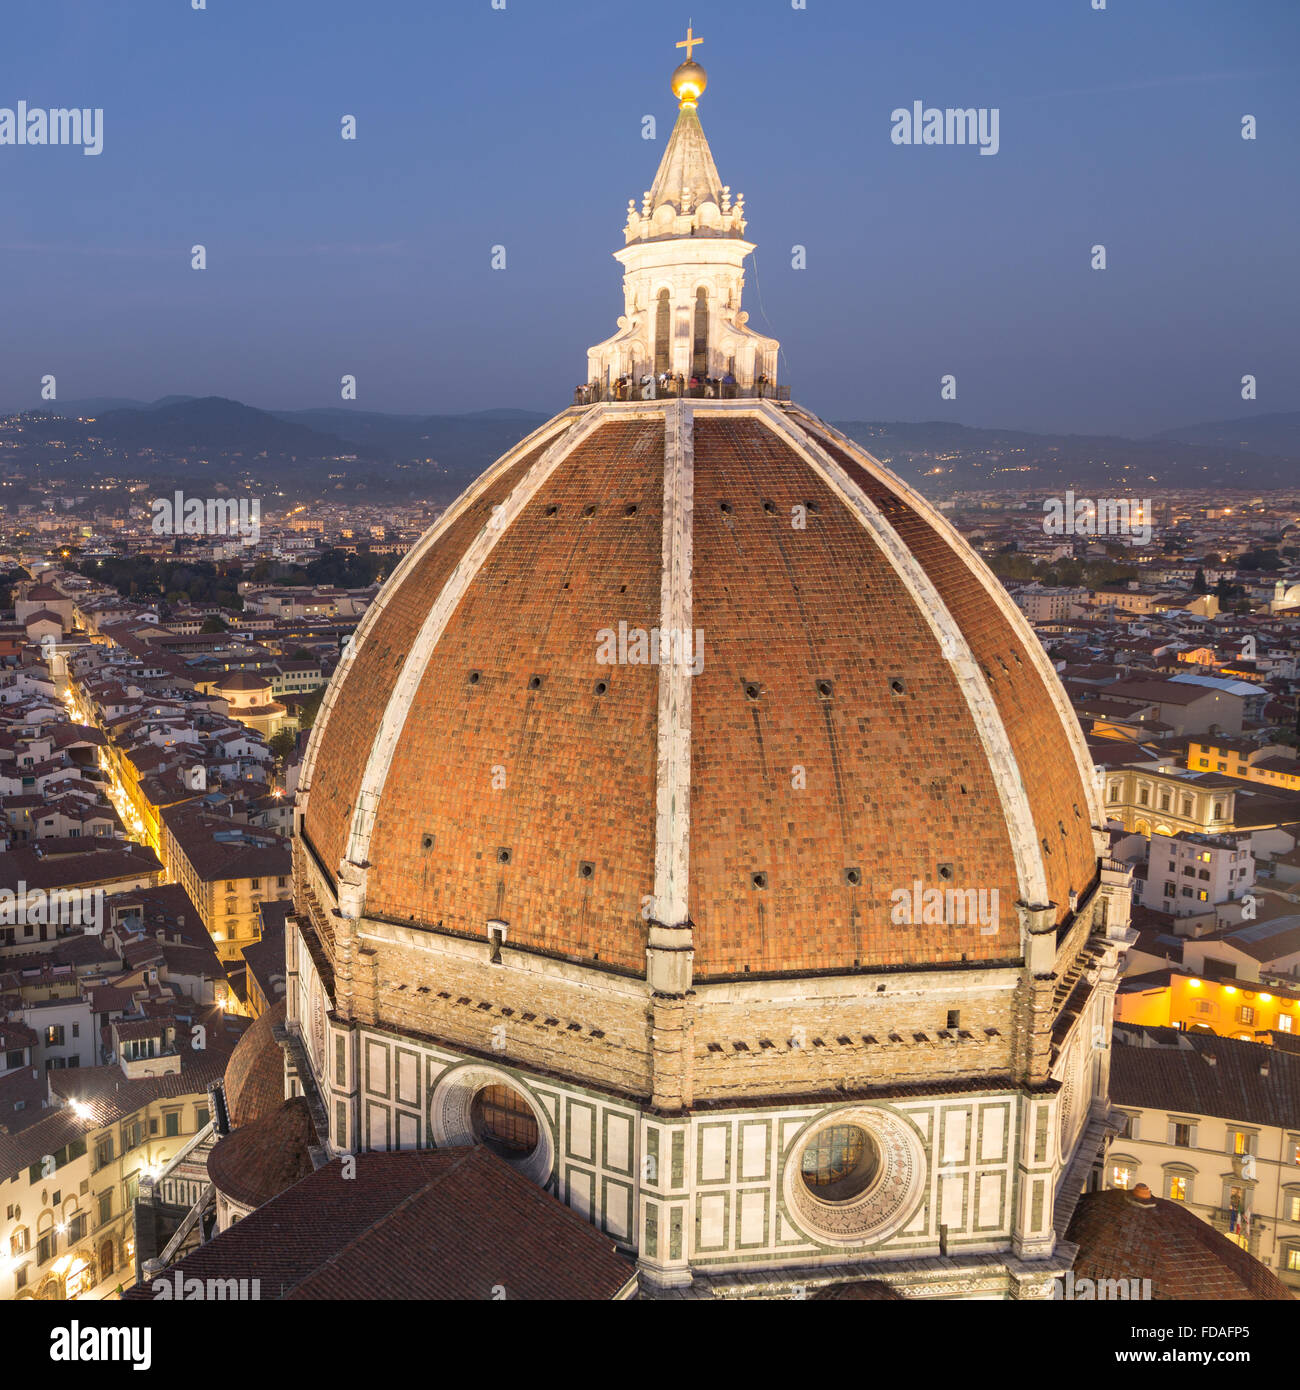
281, 36, 1135, 1299
217, 671, 272, 692
223, 999, 286, 1128
813, 1279, 907, 1300
208, 1096, 316, 1210
1067, 1185, 1294, 1301
299, 403, 1102, 980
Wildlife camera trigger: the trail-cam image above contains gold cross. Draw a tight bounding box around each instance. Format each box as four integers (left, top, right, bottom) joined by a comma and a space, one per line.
676, 25, 703, 61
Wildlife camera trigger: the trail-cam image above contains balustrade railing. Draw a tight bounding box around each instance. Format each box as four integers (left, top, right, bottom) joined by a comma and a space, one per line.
575, 379, 790, 405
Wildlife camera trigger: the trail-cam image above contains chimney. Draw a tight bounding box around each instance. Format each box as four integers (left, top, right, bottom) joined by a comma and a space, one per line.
1127, 1183, 1156, 1208
1205, 1053, 1218, 1066
1260, 1058, 1270, 1077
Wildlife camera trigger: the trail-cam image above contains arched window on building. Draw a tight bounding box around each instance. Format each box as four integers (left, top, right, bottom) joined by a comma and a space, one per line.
691, 288, 709, 378
654, 290, 671, 375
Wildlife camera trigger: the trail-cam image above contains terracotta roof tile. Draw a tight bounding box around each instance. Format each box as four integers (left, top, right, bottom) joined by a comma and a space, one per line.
124, 1147, 633, 1300
1068, 1187, 1293, 1301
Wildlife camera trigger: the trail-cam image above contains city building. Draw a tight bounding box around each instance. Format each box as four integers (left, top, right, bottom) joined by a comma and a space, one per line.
0, 1005, 239, 1301
1138, 829, 1255, 917
159, 805, 291, 964
1116, 969, 1299, 1041
1104, 1024, 1300, 1293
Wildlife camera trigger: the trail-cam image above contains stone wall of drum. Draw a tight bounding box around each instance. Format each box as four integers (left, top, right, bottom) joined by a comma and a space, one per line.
342, 1014, 1044, 1264
346, 1027, 644, 1244
656, 1096, 1024, 1267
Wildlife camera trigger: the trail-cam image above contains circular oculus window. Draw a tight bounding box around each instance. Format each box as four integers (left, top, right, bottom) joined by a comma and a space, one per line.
429, 1064, 553, 1186
784, 1106, 926, 1246
470, 1083, 540, 1161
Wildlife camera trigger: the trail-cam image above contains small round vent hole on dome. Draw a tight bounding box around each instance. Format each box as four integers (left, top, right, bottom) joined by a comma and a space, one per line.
816, 679, 834, 699
579, 861, 595, 880
719, 501, 733, 515
582, 504, 596, 518
762, 500, 777, 515
421, 834, 434, 851
468, 671, 481, 685
889, 678, 906, 696
497, 847, 512, 865
593, 680, 608, 696
1042, 838, 1052, 855
528, 675, 543, 691
938, 863, 954, 881
624, 503, 638, 516
744, 683, 761, 701
844, 867, 861, 886
804, 500, 820, 515
959, 783, 968, 795
544, 504, 558, 517
751, 872, 768, 890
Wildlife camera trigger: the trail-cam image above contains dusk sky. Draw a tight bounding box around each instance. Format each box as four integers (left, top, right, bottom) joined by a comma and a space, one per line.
3, 0, 1297, 435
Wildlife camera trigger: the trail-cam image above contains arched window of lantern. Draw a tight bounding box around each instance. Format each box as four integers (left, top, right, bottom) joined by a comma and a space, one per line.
692, 287, 709, 377
654, 290, 671, 375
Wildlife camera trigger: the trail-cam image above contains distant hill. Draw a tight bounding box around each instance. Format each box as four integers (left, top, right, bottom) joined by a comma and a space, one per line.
830, 419, 1296, 493
40, 397, 156, 417
6, 397, 551, 503
1149, 412, 1300, 461
10, 397, 1296, 498
273, 407, 548, 477
92, 396, 362, 458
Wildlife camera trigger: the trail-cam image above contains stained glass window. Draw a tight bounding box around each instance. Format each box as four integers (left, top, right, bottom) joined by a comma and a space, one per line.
800, 1126, 878, 1199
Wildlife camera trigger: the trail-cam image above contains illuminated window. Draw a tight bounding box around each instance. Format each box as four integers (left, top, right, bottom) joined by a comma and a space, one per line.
1288, 1249, 1300, 1272
800, 1126, 880, 1201
1167, 1174, 1188, 1201
1278, 1014, 1293, 1033
471, 1085, 540, 1160
1110, 1164, 1133, 1190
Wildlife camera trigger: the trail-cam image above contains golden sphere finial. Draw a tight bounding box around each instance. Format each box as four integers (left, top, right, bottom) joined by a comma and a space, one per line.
671, 59, 707, 106
672, 24, 706, 105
